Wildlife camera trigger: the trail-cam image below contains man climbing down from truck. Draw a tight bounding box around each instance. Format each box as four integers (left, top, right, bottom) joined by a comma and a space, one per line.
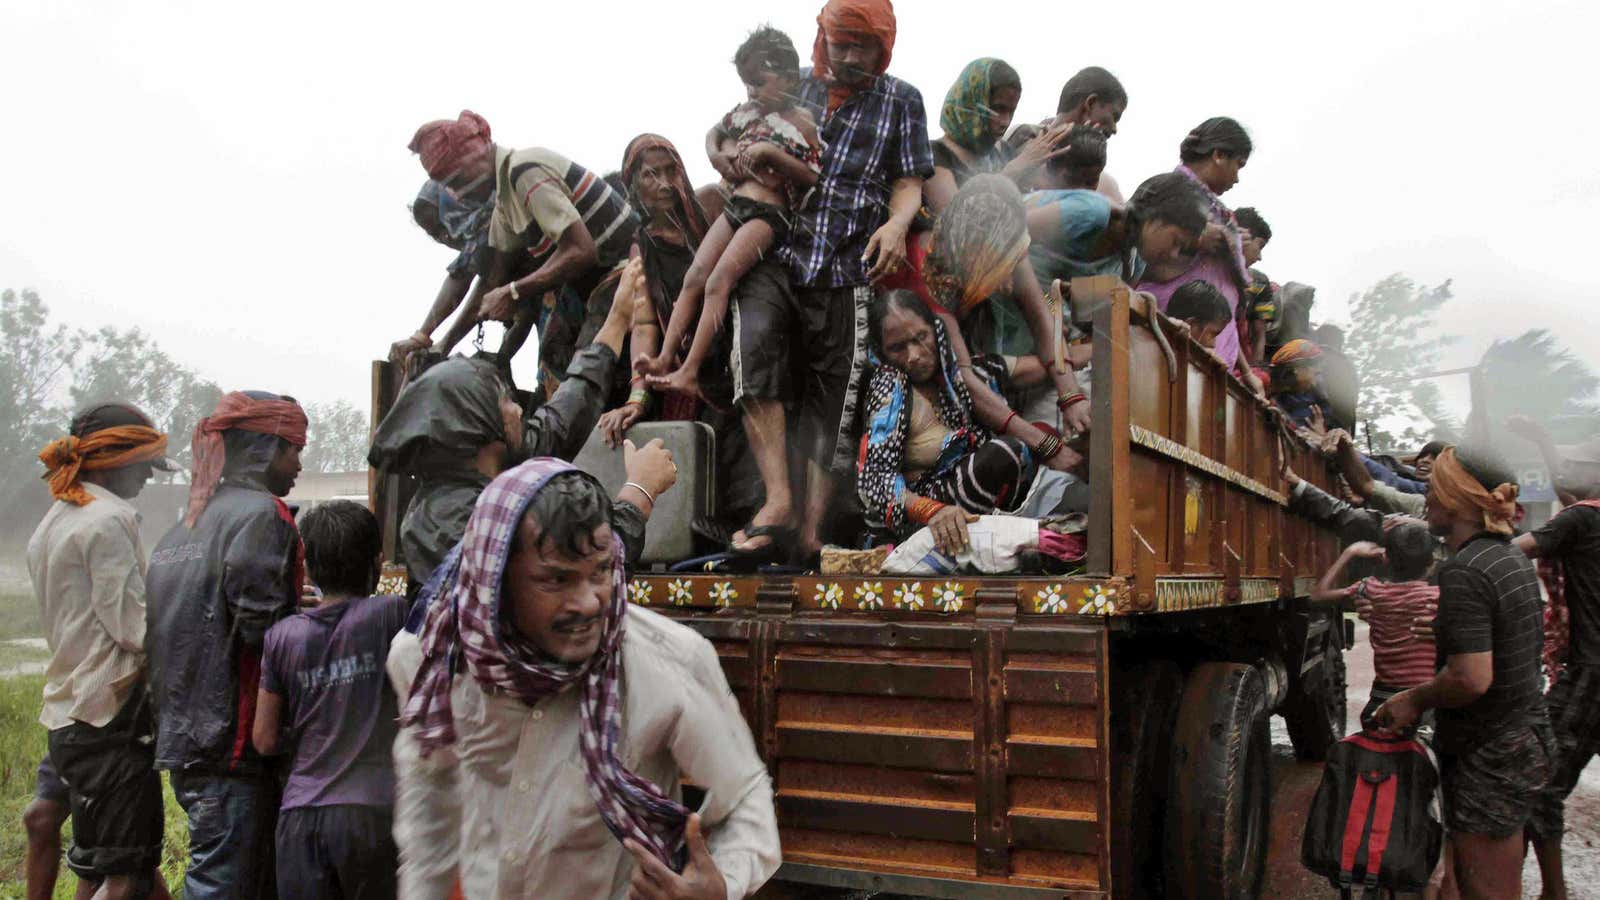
408, 110, 638, 391
1375, 446, 1551, 900
747, 0, 932, 563
388, 455, 780, 898
368, 265, 640, 593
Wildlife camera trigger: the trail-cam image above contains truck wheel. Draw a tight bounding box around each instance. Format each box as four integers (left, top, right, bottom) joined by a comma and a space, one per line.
1284, 622, 1348, 760
1110, 660, 1183, 900
1163, 662, 1270, 900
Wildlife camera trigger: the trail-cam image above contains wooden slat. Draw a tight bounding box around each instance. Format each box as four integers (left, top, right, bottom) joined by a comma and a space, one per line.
1009, 812, 1102, 855
777, 794, 975, 844
777, 656, 973, 700
778, 726, 974, 772
1006, 739, 1100, 780
1003, 665, 1099, 705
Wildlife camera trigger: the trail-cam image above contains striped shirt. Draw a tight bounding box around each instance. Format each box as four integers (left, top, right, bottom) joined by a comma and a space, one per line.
489, 146, 637, 270
785, 71, 935, 289
1433, 533, 1548, 753
1354, 577, 1439, 689
27, 482, 148, 730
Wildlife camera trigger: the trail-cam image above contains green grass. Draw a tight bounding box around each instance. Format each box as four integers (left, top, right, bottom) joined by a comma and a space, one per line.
0, 594, 41, 643
0, 674, 188, 898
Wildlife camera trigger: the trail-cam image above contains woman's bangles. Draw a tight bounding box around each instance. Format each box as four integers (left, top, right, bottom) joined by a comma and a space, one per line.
1056, 392, 1088, 411
906, 495, 948, 525
1034, 431, 1066, 461
627, 378, 652, 409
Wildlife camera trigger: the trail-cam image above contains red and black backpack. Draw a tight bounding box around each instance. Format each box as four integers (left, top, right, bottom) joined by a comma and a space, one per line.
1301, 730, 1443, 898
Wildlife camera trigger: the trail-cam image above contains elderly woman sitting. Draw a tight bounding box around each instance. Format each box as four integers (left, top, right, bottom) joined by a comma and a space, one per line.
858, 289, 1080, 554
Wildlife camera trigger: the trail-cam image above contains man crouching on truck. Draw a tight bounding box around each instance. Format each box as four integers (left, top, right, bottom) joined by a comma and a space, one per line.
389, 456, 779, 899
369, 266, 639, 594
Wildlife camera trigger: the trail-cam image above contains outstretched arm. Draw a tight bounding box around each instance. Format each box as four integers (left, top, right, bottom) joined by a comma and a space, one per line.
1311, 541, 1383, 605
1010, 258, 1089, 432
481, 221, 599, 323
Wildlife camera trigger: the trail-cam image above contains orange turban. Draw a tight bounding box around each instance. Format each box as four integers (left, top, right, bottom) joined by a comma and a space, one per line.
1271, 338, 1323, 367
186, 392, 308, 527
38, 426, 170, 506
1429, 447, 1519, 536
409, 110, 492, 182
811, 0, 897, 84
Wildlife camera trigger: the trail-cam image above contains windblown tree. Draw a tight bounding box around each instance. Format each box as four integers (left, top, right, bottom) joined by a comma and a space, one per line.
301, 400, 371, 473
0, 289, 79, 509
1343, 275, 1458, 452
1477, 329, 1600, 445
68, 325, 222, 473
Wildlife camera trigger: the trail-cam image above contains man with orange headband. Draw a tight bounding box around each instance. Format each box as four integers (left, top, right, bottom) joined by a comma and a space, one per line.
29, 402, 177, 900
146, 390, 308, 900
737, 0, 932, 560
1376, 446, 1550, 900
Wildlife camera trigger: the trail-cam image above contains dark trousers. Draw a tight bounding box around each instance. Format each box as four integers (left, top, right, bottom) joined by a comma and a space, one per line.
47, 688, 163, 888
276, 805, 398, 900
1529, 663, 1600, 840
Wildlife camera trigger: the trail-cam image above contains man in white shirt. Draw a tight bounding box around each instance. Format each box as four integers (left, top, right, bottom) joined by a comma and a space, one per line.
29, 403, 178, 900
392, 454, 780, 899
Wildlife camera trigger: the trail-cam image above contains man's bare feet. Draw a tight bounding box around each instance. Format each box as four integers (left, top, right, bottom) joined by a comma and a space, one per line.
647, 366, 702, 399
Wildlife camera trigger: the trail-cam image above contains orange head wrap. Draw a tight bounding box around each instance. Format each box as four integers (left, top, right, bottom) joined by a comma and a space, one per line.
185, 392, 309, 527
409, 110, 493, 182
1429, 447, 1519, 536
1271, 338, 1323, 367
812, 0, 897, 104
38, 426, 170, 506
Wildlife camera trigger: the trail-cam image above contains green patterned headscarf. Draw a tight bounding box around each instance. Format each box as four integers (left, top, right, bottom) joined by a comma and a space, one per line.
940, 58, 1018, 152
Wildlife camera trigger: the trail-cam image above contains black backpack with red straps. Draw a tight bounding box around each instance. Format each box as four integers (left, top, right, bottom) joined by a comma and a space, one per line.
1302, 730, 1444, 898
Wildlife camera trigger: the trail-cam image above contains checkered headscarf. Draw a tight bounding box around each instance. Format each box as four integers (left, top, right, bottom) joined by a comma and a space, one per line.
399, 457, 691, 869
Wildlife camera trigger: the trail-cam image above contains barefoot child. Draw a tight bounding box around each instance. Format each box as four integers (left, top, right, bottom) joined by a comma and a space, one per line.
640, 26, 821, 398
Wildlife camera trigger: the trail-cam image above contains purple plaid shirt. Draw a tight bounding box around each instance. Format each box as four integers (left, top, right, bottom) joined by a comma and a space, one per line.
784, 69, 935, 289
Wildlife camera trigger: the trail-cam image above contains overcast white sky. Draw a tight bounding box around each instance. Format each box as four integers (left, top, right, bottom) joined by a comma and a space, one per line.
2, 0, 1596, 420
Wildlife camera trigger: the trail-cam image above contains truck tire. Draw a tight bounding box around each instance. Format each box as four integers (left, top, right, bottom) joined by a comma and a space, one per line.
1110, 660, 1183, 900
1163, 662, 1270, 900
1284, 620, 1348, 760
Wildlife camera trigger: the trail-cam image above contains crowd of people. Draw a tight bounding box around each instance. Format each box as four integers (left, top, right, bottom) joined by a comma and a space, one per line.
17, 0, 1600, 898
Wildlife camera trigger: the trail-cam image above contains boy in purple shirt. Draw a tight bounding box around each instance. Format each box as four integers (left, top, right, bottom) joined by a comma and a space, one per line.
253, 501, 406, 899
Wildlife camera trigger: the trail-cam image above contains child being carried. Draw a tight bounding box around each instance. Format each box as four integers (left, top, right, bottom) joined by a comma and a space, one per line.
637, 25, 822, 397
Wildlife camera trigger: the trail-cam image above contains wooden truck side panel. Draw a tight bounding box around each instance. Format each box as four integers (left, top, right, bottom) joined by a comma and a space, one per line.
676, 596, 1112, 897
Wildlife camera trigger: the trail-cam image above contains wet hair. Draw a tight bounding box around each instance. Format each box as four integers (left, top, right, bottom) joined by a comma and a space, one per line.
298, 500, 381, 597
411, 198, 440, 231
1122, 173, 1210, 277
69, 402, 156, 438
1452, 444, 1516, 494
1313, 323, 1344, 352
867, 289, 936, 357
1057, 66, 1127, 115
1235, 207, 1271, 243
1166, 280, 1232, 325
519, 472, 614, 560
1047, 124, 1107, 183
1415, 440, 1448, 462
733, 25, 801, 79
1382, 521, 1436, 582
1180, 117, 1253, 164
988, 60, 1021, 96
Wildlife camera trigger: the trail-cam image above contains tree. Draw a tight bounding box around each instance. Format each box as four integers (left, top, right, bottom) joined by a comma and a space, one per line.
67, 326, 222, 474
0, 289, 80, 510
1477, 329, 1600, 446
1343, 274, 1457, 452
301, 400, 371, 473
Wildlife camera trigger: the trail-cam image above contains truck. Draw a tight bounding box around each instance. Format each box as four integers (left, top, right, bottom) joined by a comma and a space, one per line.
371, 279, 1349, 899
